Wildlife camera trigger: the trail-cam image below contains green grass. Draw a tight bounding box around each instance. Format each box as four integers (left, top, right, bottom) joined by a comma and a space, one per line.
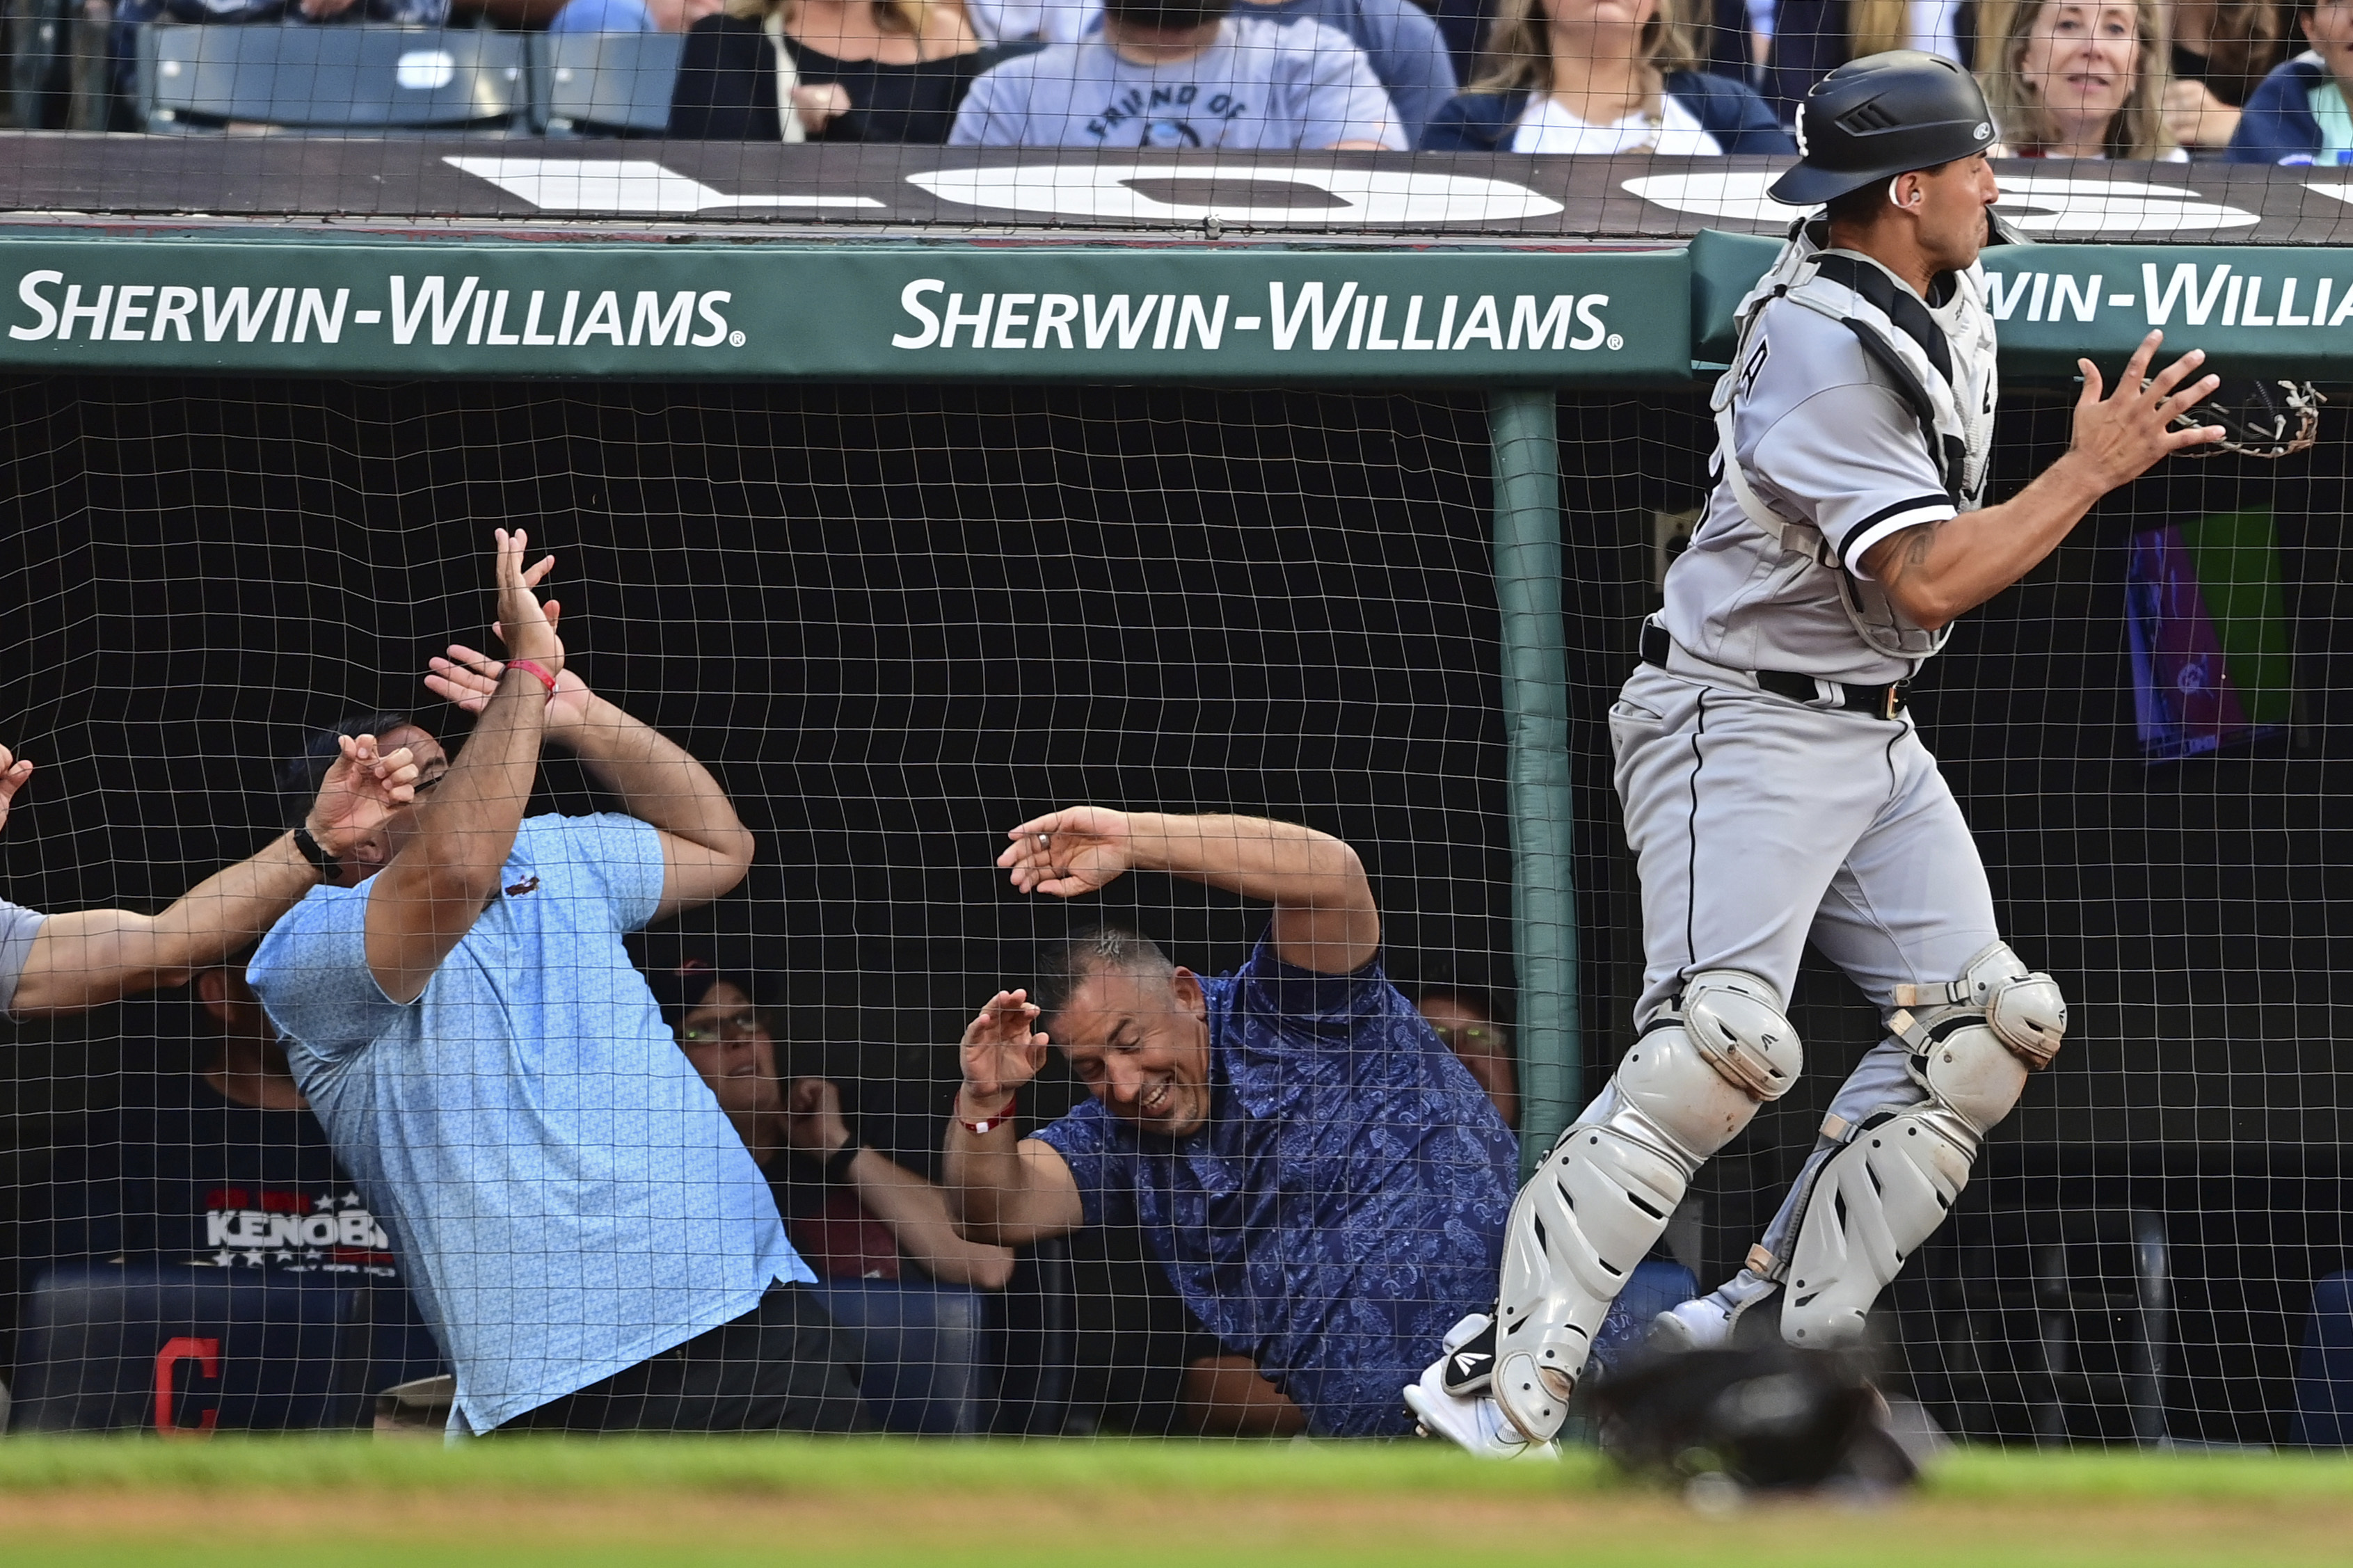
0, 1437, 2346, 1568
0, 1434, 2343, 1501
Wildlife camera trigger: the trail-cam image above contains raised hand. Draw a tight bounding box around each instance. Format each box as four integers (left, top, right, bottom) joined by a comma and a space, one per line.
781, 1076, 854, 1159
2070, 332, 2224, 491
0, 743, 33, 835
998, 806, 1135, 898
426, 642, 594, 730
960, 989, 1049, 1105
490, 528, 566, 682
305, 733, 422, 862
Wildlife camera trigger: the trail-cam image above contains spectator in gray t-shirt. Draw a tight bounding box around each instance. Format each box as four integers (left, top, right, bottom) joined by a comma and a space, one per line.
950, 0, 1406, 150
0, 735, 414, 1019
966, 0, 1455, 143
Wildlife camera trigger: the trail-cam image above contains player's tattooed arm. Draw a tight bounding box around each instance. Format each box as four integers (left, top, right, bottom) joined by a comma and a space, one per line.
1865, 331, 2222, 630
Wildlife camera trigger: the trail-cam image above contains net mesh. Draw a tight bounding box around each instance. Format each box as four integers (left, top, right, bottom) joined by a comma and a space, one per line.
0, 375, 2345, 1446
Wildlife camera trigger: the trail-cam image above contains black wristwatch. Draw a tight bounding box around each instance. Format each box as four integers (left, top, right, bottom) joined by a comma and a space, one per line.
822, 1141, 861, 1184
291, 825, 338, 882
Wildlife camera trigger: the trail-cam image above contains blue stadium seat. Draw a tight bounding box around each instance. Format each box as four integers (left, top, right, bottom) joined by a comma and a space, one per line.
532, 31, 683, 138
136, 24, 529, 134
805, 1277, 993, 1437
2292, 1270, 2353, 1447
10, 1262, 440, 1434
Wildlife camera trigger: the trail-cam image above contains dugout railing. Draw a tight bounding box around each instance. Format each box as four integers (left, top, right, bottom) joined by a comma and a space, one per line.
1, 145, 2350, 1446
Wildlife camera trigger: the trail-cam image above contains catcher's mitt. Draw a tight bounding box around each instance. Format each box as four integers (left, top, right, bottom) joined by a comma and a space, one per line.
2171, 377, 2327, 459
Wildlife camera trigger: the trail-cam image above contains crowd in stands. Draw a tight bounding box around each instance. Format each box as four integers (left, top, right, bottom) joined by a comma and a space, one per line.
18, 0, 2347, 164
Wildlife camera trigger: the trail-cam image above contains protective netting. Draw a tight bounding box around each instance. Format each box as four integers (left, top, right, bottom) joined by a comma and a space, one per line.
0, 376, 2345, 1445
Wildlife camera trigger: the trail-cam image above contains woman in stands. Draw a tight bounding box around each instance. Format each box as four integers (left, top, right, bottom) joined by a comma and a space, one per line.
648, 959, 1014, 1288
1978, 0, 2181, 159
669, 0, 987, 142
1418, 0, 1790, 153
2164, 0, 2290, 152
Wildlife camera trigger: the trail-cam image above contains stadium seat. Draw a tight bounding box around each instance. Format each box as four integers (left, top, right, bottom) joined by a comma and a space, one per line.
1930, 1207, 2173, 1446
531, 30, 683, 138
2292, 1270, 2353, 1448
804, 1277, 993, 1437
136, 24, 529, 134
9, 1262, 438, 1434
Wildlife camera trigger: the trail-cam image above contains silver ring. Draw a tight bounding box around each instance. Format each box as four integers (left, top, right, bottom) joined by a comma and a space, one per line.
1038, 833, 1050, 849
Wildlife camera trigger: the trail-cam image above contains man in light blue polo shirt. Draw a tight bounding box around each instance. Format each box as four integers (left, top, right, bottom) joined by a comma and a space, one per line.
249, 529, 862, 1437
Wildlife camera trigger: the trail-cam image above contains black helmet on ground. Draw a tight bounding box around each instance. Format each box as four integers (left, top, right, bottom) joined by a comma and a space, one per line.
1770, 51, 1998, 208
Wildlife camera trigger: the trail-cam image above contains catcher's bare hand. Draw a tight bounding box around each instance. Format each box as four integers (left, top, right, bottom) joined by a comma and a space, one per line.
2071, 333, 2222, 490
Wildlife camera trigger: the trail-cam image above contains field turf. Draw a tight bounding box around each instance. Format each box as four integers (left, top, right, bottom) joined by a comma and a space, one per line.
0, 1437, 2346, 1567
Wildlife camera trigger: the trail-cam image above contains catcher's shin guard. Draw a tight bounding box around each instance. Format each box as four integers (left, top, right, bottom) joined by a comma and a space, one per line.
1781, 943, 2066, 1346
1493, 973, 1798, 1441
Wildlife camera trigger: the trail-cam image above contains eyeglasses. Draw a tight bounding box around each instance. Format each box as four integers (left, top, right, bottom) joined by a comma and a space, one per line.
1429, 1023, 1501, 1050
678, 1011, 764, 1043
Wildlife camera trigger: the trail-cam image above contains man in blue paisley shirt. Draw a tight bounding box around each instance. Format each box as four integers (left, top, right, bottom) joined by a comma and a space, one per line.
943, 807, 1516, 1437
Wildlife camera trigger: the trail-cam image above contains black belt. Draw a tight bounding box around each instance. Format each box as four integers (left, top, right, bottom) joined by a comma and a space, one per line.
1640, 621, 1909, 720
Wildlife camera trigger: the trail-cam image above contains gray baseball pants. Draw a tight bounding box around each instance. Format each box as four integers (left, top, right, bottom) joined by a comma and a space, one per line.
1596, 656, 2007, 1277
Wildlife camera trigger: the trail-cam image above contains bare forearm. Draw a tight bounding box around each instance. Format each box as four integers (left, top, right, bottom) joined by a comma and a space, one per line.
367, 669, 545, 1001
1124, 813, 1378, 973
553, 695, 753, 862
943, 1128, 1078, 1247
846, 1151, 1015, 1288
408, 673, 547, 890
10, 834, 316, 1015
1868, 453, 2107, 631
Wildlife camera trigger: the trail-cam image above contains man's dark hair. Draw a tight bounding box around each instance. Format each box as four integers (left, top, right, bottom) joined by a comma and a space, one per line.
278, 712, 411, 829
1101, 0, 1231, 31
1822, 182, 1890, 229
640, 954, 767, 1039
1033, 924, 1175, 1026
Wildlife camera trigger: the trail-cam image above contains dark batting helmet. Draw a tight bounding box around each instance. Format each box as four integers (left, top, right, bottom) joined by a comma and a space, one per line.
1770, 51, 1998, 207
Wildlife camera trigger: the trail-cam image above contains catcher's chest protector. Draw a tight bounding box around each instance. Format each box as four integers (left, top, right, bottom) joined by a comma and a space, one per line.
1714, 227, 2000, 662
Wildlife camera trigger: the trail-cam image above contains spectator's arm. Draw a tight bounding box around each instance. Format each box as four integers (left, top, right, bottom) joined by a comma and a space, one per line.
424, 650, 754, 925
998, 810, 1378, 974
943, 989, 1083, 1245
19, 840, 326, 1017
781, 1077, 1015, 1288
364, 531, 560, 1005
1317, 46, 1402, 150
1371, 0, 1457, 143
4, 737, 417, 1018
947, 62, 1014, 145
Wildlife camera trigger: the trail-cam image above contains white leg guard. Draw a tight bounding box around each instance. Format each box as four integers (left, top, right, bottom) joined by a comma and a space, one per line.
1780, 943, 2066, 1347
1492, 972, 1799, 1442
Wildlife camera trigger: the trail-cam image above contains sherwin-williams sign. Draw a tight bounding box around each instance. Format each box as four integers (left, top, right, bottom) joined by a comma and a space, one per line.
0, 240, 1687, 385
10, 234, 2353, 382
1980, 243, 2353, 374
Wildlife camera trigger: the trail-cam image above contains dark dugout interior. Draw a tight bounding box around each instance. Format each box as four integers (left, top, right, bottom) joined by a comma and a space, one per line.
0, 376, 2345, 1443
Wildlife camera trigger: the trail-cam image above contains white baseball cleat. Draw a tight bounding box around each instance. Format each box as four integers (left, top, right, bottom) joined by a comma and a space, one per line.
1649, 1297, 1734, 1352
1403, 1363, 1559, 1461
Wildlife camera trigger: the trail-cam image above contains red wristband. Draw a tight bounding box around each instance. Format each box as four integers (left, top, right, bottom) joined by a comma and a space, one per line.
957, 1092, 1016, 1136
507, 659, 559, 703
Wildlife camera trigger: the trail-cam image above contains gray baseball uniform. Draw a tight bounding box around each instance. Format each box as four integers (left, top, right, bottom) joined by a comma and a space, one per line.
1613, 239, 2010, 1291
